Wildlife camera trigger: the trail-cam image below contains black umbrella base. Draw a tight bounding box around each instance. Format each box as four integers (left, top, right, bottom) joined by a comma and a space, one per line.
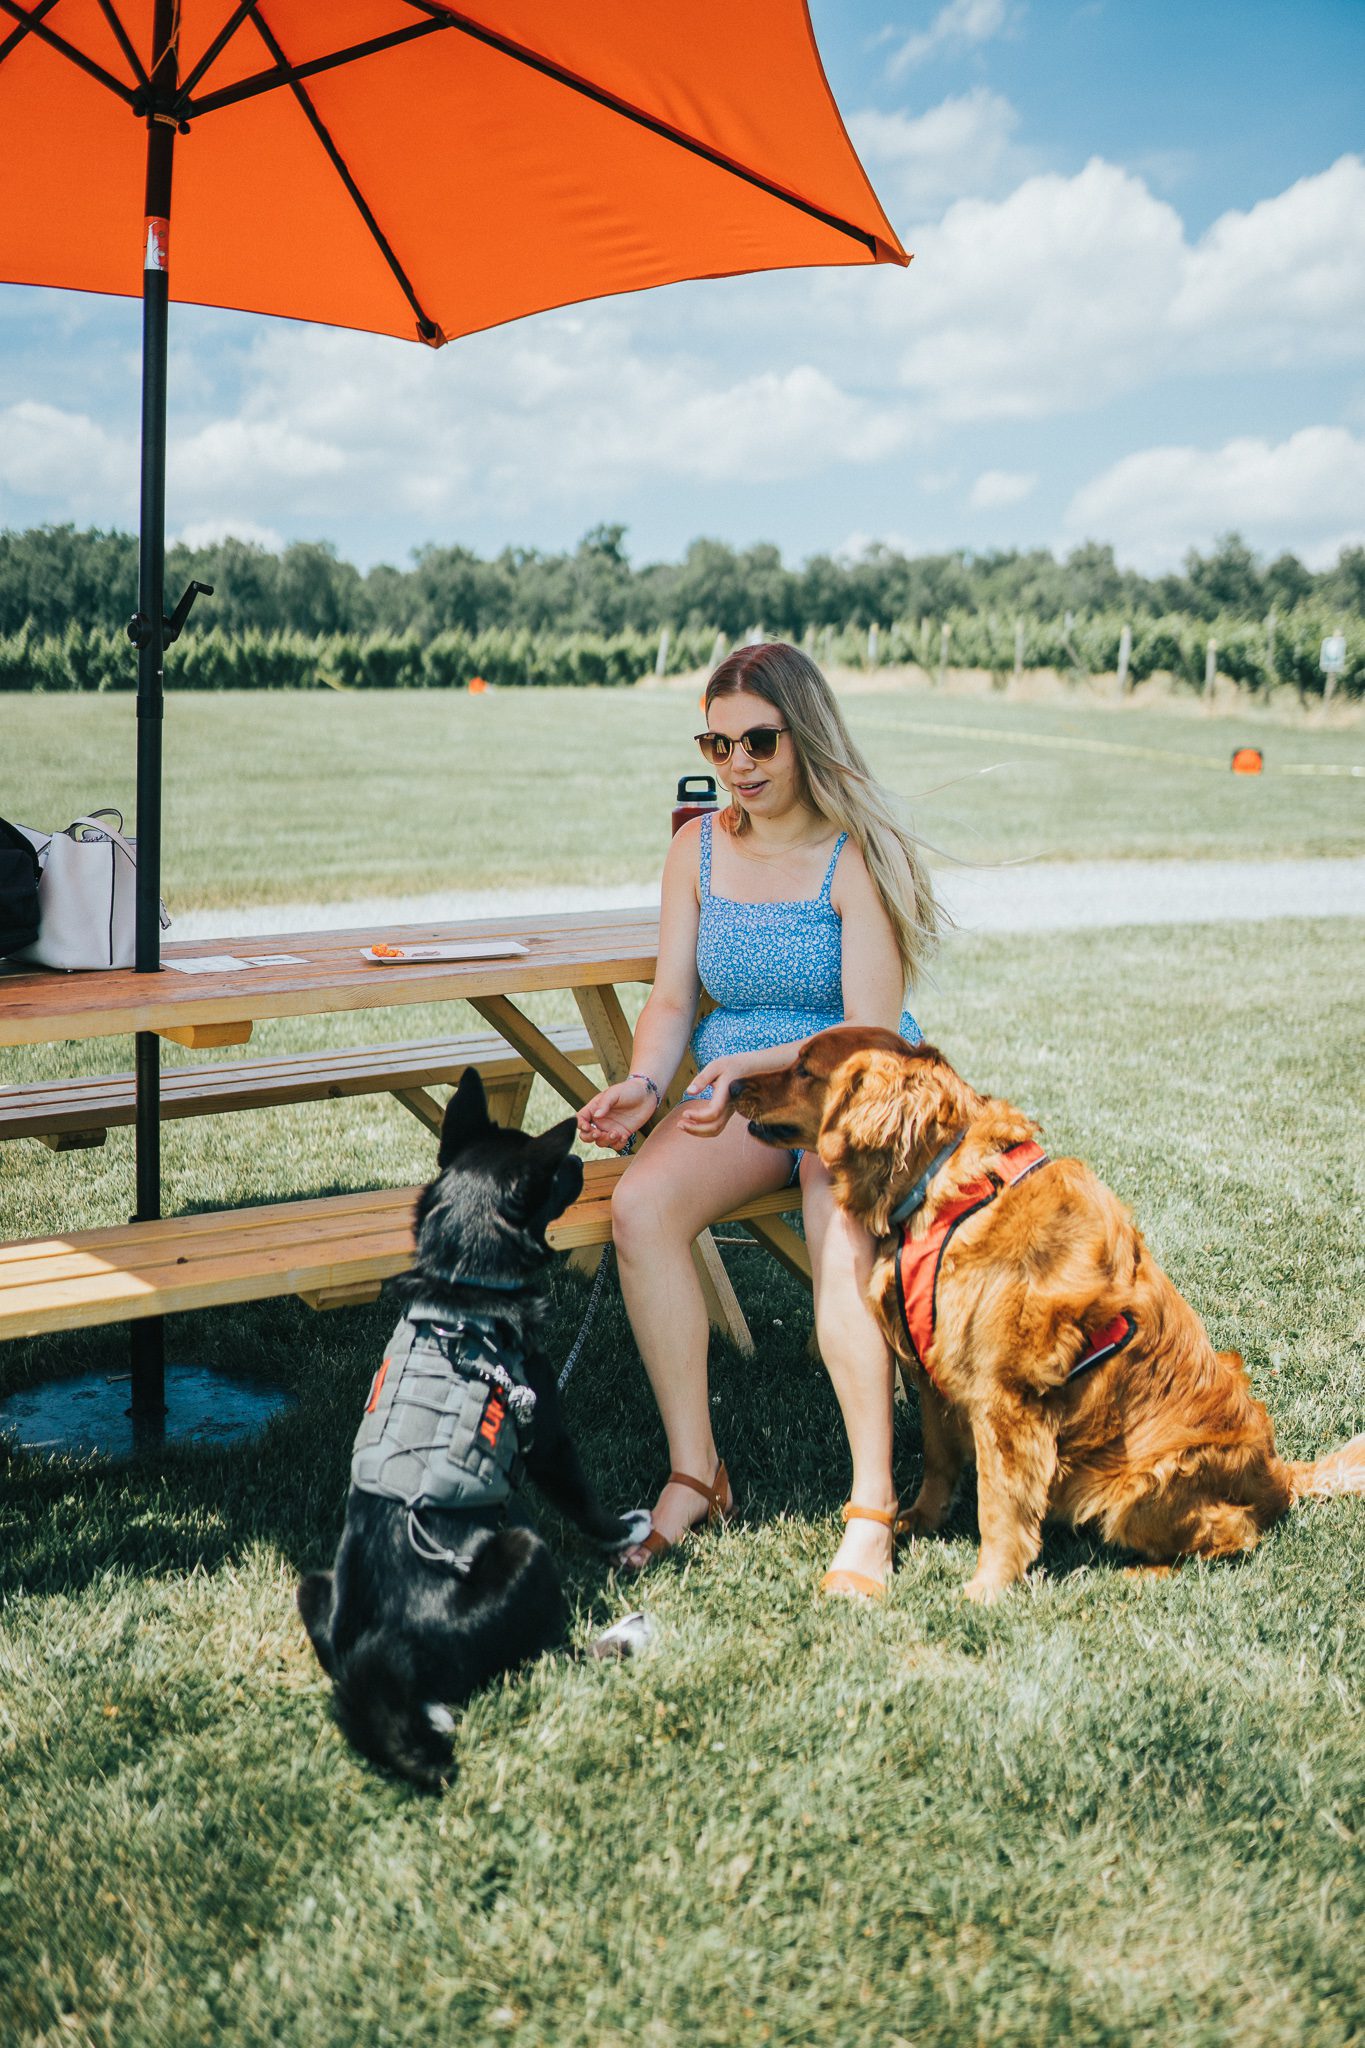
0, 1364, 295, 1460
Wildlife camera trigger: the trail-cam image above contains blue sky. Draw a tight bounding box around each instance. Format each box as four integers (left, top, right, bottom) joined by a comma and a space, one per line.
2, 0, 1363, 576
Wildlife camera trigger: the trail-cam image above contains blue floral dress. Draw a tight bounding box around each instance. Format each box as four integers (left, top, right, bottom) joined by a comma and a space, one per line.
689, 812, 922, 1079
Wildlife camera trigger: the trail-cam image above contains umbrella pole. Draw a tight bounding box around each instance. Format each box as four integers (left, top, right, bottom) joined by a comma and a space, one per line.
129, 9, 177, 1430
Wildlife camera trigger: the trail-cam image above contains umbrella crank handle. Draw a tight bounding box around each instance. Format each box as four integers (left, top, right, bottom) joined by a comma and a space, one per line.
127, 580, 214, 650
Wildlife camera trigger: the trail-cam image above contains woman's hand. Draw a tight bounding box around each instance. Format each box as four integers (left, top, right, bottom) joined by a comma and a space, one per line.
577, 1076, 656, 1154
677, 1057, 747, 1138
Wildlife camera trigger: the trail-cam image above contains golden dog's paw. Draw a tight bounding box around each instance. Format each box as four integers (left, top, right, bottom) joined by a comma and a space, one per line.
962, 1572, 1008, 1604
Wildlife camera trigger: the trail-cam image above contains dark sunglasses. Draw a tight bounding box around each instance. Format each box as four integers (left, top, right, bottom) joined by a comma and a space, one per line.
694, 724, 787, 766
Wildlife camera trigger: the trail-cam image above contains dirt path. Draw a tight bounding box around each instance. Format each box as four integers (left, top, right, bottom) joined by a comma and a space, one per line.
175, 858, 1365, 941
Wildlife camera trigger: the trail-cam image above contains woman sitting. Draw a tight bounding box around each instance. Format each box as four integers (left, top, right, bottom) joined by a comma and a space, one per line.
577, 641, 941, 1599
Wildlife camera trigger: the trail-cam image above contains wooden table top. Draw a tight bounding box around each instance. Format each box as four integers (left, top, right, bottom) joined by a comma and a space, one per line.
0, 907, 660, 1047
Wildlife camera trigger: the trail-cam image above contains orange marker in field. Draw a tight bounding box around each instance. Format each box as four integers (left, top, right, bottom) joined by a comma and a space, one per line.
1231, 748, 1264, 774
469, 676, 488, 694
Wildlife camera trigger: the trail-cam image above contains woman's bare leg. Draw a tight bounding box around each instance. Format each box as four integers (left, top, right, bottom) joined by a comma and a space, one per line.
610, 1107, 791, 1565
802, 1154, 899, 1590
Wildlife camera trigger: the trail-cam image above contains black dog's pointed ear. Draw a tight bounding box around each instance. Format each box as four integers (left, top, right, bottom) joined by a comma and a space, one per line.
439, 1067, 491, 1167
525, 1114, 578, 1170
517, 1117, 584, 1231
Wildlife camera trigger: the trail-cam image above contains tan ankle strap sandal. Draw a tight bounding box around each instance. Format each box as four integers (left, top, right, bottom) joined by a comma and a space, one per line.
818, 1499, 899, 1603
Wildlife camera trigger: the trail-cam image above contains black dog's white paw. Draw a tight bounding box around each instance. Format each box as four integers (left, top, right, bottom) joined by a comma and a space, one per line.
586, 1611, 656, 1659
595, 1507, 653, 1556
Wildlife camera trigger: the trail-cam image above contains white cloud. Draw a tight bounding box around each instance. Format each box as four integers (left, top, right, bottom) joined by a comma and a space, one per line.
850, 89, 1036, 219
1172, 154, 1365, 363
969, 468, 1036, 508
161, 312, 921, 548
1062, 426, 1365, 572
0, 400, 132, 518
880, 153, 1365, 423
887, 0, 1012, 77
169, 419, 347, 496
893, 158, 1186, 419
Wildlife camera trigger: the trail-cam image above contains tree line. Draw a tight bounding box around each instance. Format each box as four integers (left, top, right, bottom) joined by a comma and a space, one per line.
2, 521, 1362, 643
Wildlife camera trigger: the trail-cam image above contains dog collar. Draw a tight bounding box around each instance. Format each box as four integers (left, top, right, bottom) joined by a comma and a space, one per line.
888, 1131, 966, 1227
421, 1273, 530, 1295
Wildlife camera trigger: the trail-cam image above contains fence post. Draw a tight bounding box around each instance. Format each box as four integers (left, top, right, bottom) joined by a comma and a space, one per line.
1116, 622, 1132, 696
1264, 609, 1277, 689
710, 631, 727, 671
867, 621, 879, 665
1013, 617, 1024, 686
803, 623, 816, 658
1204, 637, 1218, 700
655, 624, 670, 677
937, 621, 950, 689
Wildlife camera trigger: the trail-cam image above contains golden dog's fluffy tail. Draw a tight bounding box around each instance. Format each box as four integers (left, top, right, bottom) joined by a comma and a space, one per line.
1288, 1434, 1365, 1502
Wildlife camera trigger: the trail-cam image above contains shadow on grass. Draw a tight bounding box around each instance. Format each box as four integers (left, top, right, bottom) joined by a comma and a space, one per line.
2, 1237, 1241, 1611
0, 1245, 882, 1606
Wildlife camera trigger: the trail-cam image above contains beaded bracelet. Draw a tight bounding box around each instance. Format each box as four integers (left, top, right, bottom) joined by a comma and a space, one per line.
630, 1072, 661, 1104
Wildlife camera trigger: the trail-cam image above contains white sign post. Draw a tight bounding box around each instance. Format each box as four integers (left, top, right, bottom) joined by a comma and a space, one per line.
1320, 633, 1346, 707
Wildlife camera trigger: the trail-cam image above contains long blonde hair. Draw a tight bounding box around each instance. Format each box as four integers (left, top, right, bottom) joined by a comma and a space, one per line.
706, 642, 941, 986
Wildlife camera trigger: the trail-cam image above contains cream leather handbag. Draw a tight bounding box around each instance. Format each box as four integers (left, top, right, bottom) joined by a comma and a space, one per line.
11, 810, 170, 971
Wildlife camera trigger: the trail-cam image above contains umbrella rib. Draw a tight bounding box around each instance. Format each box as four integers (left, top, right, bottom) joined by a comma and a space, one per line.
0, 0, 56, 68
175, 0, 258, 103
0, 0, 136, 101
241, 5, 442, 343
180, 19, 449, 120
95, 0, 148, 91
405, 1, 881, 258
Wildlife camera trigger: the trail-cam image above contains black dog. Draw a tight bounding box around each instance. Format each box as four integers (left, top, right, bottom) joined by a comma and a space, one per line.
297, 1070, 635, 1788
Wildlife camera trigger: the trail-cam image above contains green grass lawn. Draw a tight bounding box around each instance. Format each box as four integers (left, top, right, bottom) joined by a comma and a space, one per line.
5, 683, 1363, 908
2, 913, 1363, 2048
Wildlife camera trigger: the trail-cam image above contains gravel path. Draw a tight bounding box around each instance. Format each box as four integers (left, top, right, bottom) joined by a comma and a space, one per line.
173, 858, 1365, 941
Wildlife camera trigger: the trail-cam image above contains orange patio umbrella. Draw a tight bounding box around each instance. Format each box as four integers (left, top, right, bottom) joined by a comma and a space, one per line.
0, 0, 907, 1418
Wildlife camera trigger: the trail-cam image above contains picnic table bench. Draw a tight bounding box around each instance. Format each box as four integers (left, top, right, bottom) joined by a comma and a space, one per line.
0, 1025, 599, 1149
0, 1161, 808, 1339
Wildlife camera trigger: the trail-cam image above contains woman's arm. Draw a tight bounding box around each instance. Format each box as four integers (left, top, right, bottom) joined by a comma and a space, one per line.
576, 820, 703, 1151
832, 838, 911, 1030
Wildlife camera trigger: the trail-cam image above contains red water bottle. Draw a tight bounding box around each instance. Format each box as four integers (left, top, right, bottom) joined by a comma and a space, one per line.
671, 774, 718, 836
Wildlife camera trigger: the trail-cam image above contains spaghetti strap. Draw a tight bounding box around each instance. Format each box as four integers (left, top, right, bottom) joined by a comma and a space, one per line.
699, 811, 713, 897
819, 833, 848, 902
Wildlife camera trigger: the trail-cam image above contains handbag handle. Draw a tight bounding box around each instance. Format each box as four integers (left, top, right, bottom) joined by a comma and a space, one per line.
69, 809, 127, 844
65, 813, 171, 930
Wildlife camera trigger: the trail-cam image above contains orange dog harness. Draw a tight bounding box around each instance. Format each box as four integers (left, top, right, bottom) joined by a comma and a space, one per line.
893, 1138, 1134, 1392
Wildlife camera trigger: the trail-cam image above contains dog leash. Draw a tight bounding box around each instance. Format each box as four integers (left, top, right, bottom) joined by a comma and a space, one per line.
557, 1245, 614, 1392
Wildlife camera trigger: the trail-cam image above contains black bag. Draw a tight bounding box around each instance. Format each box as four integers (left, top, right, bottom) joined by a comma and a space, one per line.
0, 815, 42, 956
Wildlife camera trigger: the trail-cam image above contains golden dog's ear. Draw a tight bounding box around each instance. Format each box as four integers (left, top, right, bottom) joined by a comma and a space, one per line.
817, 1050, 917, 1165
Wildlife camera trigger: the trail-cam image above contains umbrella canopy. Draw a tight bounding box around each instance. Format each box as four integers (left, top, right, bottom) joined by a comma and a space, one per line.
1, 1, 906, 342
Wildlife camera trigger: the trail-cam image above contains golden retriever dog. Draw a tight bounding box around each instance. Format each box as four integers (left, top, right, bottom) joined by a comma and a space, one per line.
733, 1027, 1364, 1601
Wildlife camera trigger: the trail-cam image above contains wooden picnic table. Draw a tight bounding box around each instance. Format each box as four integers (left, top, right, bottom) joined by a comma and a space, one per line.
0, 909, 807, 1374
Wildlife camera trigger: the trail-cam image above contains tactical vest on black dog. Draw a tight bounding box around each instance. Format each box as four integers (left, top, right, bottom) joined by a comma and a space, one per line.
351, 1304, 537, 1572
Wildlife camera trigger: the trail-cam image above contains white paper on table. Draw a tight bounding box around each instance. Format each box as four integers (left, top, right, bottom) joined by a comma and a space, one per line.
242, 954, 306, 966
162, 954, 252, 974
